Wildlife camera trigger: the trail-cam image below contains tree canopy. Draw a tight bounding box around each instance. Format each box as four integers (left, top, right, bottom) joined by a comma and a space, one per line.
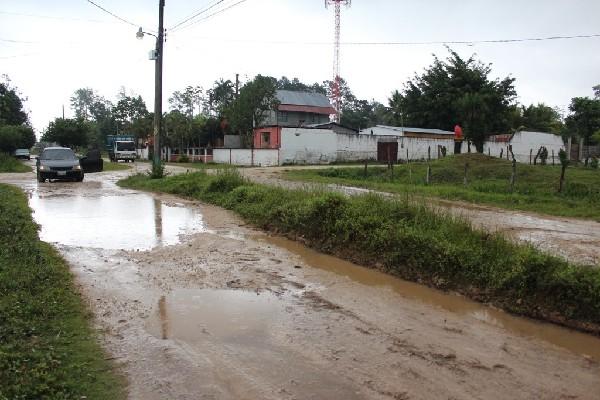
0, 76, 34, 153
42, 118, 91, 148
565, 96, 600, 143
390, 49, 517, 150
226, 75, 279, 143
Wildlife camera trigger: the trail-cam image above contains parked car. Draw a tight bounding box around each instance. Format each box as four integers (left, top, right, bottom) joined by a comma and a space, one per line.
14, 148, 30, 160
36, 147, 84, 183
79, 149, 103, 173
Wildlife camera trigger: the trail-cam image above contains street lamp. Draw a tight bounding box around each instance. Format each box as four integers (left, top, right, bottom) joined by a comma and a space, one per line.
137, 0, 165, 176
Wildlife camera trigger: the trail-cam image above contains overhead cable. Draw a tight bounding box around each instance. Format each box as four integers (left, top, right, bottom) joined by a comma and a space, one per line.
85, 0, 138, 27
169, 0, 226, 32
170, 0, 249, 33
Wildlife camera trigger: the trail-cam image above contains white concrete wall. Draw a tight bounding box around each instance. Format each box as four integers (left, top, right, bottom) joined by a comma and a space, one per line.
398, 137, 455, 161
280, 128, 337, 164
483, 131, 565, 164
336, 133, 378, 161
213, 149, 279, 166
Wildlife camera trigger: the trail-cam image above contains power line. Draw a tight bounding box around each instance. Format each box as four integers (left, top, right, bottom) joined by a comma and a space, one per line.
169, 0, 226, 32
171, 32, 600, 47
0, 10, 119, 24
171, 0, 249, 34
85, 0, 138, 27
339, 33, 600, 46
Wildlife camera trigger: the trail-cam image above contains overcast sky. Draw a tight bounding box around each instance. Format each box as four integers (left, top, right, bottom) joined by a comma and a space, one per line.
2, 0, 600, 134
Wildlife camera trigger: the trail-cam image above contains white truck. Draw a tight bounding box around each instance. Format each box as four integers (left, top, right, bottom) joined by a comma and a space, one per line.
107, 135, 136, 162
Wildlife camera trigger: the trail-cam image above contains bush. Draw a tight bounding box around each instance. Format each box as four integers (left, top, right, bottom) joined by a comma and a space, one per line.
178, 154, 190, 163
0, 153, 30, 173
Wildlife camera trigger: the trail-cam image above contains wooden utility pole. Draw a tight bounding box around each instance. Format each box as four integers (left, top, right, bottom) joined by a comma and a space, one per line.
152, 0, 165, 168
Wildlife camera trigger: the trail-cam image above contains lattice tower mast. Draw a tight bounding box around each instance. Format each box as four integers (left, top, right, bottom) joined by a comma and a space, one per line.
325, 0, 351, 123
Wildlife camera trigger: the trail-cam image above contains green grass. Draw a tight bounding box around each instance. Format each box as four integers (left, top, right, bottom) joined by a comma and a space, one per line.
0, 184, 125, 399
283, 154, 600, 220
102, 161, 132, 171
118, 170, 600, 334
166, 161, 232, 170
0, 153, 31, 173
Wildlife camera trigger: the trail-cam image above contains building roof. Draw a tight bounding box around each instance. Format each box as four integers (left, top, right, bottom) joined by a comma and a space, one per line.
359, 125, 454, 136
276, 90, 333, 108
306, 122, 358, 133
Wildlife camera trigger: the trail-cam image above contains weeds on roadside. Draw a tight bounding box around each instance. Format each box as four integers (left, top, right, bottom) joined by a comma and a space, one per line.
0, 184, 125, 399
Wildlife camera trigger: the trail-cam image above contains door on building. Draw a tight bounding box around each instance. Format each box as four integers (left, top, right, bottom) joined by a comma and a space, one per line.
377, 142, 398, 163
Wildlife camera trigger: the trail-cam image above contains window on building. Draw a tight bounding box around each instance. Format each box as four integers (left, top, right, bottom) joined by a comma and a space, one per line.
262, 132, 270, 146
278, 111, 288, 122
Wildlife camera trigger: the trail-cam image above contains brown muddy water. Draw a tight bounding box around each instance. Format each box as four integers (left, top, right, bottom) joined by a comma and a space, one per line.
18, 174, 600, 363
254, 235, 600, 362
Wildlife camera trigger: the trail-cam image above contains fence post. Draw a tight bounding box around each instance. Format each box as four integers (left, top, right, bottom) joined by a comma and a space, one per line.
530, 149, 533, 165
552, 149, 555, 166
426, 146, 431, 185
463, 162, 469, 186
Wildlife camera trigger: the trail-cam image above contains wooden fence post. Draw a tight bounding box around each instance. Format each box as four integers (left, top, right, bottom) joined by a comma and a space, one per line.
530, 149, 533, 165
463, 162, 469, 186
552, 149, 555, 166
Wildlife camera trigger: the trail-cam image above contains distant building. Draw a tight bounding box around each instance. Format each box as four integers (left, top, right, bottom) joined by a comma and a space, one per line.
359, 125, 454, 139
254, 90, 336, 149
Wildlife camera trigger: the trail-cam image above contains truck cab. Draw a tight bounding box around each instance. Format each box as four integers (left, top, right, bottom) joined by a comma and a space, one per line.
107, 135, 136, 162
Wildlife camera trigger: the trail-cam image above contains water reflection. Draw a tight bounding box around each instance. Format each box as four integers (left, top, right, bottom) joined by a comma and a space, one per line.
29, 190, 204, 250
158, 295, 169, 340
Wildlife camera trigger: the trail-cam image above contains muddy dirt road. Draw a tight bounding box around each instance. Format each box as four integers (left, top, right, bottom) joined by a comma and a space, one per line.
2, 164, 600, 400
239, 166, 600, 265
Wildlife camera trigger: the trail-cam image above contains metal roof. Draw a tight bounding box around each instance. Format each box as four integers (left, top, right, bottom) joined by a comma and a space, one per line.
276, 90, 333, 108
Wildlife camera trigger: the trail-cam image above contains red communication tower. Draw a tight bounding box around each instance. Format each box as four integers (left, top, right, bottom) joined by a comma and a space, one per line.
325, 0, 351, 123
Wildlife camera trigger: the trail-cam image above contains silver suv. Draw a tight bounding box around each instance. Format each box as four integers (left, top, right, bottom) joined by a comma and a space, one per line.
36, 147, 84, 183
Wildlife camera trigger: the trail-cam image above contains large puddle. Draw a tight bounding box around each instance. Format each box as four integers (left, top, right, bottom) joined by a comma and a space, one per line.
257, 235, 600, 362
147, 289, 283, 344
29, 191, 204, 250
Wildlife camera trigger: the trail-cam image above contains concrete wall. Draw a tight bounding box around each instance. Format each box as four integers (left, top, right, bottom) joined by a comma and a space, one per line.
279, 128, 337, 164
213, 148, 279, 166
483, 131, 565, 164
336, 133, 377, 161
397, 137, 454, 161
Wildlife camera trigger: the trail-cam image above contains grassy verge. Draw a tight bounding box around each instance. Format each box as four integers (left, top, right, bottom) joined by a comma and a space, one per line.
283, 154, 600, 220
102, 161, 132, 171
0, 184, 125, 399
118, 170, 600, 335
0, 153, 31, 173
166, 161, 231, 170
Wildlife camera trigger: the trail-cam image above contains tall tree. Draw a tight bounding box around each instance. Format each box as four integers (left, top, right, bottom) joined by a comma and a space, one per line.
0, 125, 35, 153
113, 94, 150, 141
520, 103, 563, 134
205, 79, 235, 117
226, 75, 279, 145
169, 86, 203, 119
565, 96, 600, 143
0, 76, 28, 126
390, 49, 517, 151
42, 118, 90, 148
70, 88, 97, 121
276, 77, 326, 94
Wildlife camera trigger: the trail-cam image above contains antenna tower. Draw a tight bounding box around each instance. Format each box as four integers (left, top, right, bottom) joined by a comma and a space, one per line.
325, 0, 351, 123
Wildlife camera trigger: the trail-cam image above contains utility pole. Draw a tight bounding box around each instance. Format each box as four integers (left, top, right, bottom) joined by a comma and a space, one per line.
235, 73, 239, 98
153, 0, 165, 168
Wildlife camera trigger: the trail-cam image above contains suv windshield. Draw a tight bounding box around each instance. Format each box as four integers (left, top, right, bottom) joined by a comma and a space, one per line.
41, 149, 76, 160
116, 142, 135, 151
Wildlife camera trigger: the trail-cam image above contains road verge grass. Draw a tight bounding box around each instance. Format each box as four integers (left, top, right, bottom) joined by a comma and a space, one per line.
119, 170, 600, 335
0, 184, 125, 399
0, 153, 31, 173
284, 154, 600, 220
